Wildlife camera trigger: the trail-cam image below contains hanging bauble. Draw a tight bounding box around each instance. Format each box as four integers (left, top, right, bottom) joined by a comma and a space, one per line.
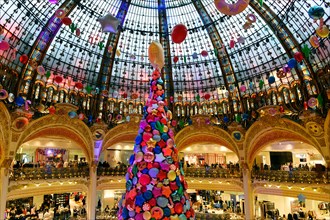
287, 58, 297, 68
259, 79, 264, 89
61, 17, 72, 26
309, 35, 320, 48
171, 24, 188, 44
54, 75, 63, 84
236, 36, 245, 44
37, 66, 45, 75
173, 56, 179, 63
75, 82, 83, 90
214, 0, 249, 16
316, 25, 329, 38
268, 76, 275, 84
294, 52, 304, 63
49, 0, 59, 4
201, 50, 208, 57
113, 90, 119, 98
68, 111, 77, 119
55, 9, 66, 18
239, 85, 246, 92
229, 39, 235, 48
308, 97, 318, 108
85, 85, 92, 94
276, 69, 286, 79
19, 54, 29, 64
78, 113, 85, 120
204, 93, 211, 100
148, 41, 165, 70
0, 40, 10, 51
122, 92, 128, 98
283, 64, 291, 73
308, 6, 325, 20
192, 52, 198, 59
131, 93, 139, 99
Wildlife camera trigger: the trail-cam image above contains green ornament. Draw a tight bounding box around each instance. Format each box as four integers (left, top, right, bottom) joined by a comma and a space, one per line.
179, 120, 185, 128
85, 85, 92, 94
214, 49, 218, 56
132, 164, 138, 175
155, 121, 164, 133
317, 94, 323, 107
235, 114, 242, 122
259, 79, 264, 89
196, 94, 200, 102
259, 0, 263, 7
69, 23, 77, 33
301, 44, 311, 59
178, 186, 184, 196
183, 55, 187, 63
45, 70, 51, 79
98, 41, 105, 50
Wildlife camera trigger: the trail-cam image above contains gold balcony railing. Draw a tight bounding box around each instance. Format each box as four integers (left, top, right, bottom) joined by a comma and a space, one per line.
9, 167, 329, 185
9, 167, 90, 181
252, 170, 329, 184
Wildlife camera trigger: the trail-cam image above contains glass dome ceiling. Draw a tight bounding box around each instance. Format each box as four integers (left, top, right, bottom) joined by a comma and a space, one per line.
0, 0, 329, 102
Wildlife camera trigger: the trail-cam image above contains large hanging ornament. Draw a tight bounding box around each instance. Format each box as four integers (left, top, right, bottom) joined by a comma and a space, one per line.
307, 6, 325, 20
148, 41, 165, 70
214, 0, 250, 16
171, 24, 188, 44
118, 67, 195, 220
19, 54, 29, 64
97, 13, 120, 33
294, 52, 304, 63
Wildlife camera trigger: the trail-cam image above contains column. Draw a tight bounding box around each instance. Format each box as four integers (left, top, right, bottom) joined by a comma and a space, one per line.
0, 167, 9, 220
242, 166, 254, 219
87, 165, 97, 220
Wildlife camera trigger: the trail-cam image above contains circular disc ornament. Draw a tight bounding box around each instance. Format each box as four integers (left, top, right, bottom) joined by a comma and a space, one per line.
308, 97, 318, 108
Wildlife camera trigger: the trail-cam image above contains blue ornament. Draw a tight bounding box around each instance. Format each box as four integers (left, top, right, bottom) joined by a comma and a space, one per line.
268, 76, 275, 84
154, 146, 162, 154
287, 58, 297, 68
15, 96, 25, 107
88, 115, 93, 123
135, 194, 145, 207
141, 168, 149, 174
143, 191, 153, 200
223, 116, 229, 123
163, 207, 171, 217
192, 52, 198, 59
129, 154, 135, 165
308, 6, 325, 20
135, 134, 142, 144
122, 208, 128, 219
187, 118, 193, 125
242, 113, 249, 121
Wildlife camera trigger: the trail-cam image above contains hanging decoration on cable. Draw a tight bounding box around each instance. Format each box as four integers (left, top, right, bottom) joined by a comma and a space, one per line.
171, 24, 188, 44
97, 13, 121, 33
214, 0, 250, 16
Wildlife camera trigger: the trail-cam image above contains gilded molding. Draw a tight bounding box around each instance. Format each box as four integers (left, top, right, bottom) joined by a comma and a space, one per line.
15, 114, 94, 162
175, 122, 239, 157
0, 102, 12, 162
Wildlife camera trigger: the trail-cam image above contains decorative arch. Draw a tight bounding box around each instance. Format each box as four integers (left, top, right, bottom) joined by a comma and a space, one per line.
102, 118, 140, 153
15, 115, 94, 162
175, 124, 239, 157
245, 117, 323, 169
0, 102, 12, 164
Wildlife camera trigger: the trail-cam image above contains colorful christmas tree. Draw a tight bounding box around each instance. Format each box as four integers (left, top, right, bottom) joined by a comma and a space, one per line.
117, 68, 195, 220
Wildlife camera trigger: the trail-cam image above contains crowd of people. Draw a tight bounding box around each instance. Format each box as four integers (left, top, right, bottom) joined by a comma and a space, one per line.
12, 159, 89, 170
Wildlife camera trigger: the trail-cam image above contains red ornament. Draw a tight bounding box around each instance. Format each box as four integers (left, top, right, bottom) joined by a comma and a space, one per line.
304, 101, 308, 110
0, 40, 10, 51
54, 75, 63, 84
279, 105, 284, 113
19, 54, 29, 64
61, 17, 72, 26
204, 93, 211, 100
201, 50, 208, 57
173, 56, 179, 63
75, 82, 83, 90
294, 52, 304, 63
171, 24, 188, 44
122, 92, 128, 98
174, 203, 183, 214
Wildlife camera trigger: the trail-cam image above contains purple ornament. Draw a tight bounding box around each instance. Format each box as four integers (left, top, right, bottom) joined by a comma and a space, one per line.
49, 0, 58, 3
283, 64, 291, 73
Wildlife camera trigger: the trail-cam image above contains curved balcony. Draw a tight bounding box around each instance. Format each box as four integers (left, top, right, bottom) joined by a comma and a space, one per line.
9, 167, 330, 185
252, 170, 329, 184
9, 167, 90, 182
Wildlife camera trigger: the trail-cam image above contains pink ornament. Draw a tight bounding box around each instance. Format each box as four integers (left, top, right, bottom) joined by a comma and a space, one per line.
229, 39, 235, 48
0, 40, 10, 51
239, 85, 246, 92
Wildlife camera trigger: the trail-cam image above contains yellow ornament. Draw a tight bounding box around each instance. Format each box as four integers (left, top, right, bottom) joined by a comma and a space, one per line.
168, 170, 176, 181
116, 49, 121, 57
148, 41, 164, 70
316, 26, 329, 38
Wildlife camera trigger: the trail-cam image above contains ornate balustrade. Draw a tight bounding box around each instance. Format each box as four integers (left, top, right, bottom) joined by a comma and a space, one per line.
9, 167, 329, 185
9, 167, 90, 181
252, 170, 329, 184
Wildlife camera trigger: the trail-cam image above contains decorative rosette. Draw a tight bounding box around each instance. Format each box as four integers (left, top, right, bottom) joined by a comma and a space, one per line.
118, 68, 195, 220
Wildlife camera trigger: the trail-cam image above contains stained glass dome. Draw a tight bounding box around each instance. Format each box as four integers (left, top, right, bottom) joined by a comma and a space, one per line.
0, 0, 329, 125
